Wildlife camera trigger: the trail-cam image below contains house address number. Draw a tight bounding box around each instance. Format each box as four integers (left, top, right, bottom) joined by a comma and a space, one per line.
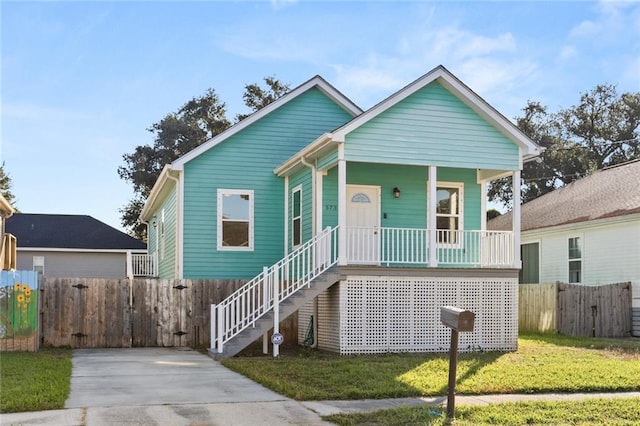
325, 204, 337, 211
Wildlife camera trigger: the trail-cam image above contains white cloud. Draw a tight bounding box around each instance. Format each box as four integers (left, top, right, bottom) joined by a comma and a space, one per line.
559, 45, 579, 62
328, 22, 536, 114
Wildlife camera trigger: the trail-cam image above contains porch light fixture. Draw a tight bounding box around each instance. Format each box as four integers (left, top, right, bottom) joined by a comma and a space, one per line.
393, 187, 401, 198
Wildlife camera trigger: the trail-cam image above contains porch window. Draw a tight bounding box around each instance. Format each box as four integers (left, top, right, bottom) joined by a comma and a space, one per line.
435, 182, 464, 244
568, 236, 582, 284
217, 189, 254, 251
292, 186, 302, 247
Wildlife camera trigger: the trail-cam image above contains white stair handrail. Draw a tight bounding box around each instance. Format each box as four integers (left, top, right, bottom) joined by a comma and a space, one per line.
212, 226, 339, 353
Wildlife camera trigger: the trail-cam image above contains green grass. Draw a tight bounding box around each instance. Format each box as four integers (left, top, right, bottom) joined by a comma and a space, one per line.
221, 333, 640, 400
0, 348, 72, 413
325, 397, 640, 425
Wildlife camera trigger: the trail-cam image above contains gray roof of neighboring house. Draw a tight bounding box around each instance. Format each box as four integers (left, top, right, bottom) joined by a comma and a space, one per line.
6, 213, 146, 250
488, 159, 640, 232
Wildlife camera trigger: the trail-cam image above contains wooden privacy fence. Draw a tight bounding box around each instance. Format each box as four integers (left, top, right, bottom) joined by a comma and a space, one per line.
41, 277, 297, 349
519, 282, 632, 337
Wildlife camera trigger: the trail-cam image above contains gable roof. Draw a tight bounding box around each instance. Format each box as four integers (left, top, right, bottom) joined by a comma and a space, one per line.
276, 65, 541, 176
141, 75, 362, 221
331, 65, 541, 158
171, 75, 362, 169
488, 159, 640, 232
6, 214, 146, 250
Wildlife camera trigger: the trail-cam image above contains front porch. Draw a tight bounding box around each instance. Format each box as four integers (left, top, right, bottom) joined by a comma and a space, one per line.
210, 225, 518, 357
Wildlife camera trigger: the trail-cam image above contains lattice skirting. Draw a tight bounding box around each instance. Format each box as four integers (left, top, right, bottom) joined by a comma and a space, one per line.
331, 276, 518, 354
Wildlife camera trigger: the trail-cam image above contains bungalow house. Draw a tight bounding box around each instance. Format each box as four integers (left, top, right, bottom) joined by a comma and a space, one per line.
489, 160, 640, 337
7, 214, 148, 279
140, 65, 541, 356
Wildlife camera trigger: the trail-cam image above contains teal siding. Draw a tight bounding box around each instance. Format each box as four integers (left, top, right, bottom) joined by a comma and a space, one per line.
182, 88, 353, 279
154, 186, 177, 278
289, 167, 313, 251
317, 149, 338, 170
344, 82, 519, 170
322, 163, 481, 231
322, 167, 338, 229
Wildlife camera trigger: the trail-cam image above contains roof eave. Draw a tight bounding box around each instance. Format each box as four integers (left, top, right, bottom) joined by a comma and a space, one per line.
274, 133, 336, 176
332, 65, 541, 159
173, 76, 361, 169
140, 165, 177, 222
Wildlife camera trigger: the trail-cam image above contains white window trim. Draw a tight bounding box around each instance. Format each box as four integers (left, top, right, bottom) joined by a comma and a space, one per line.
427, 180, 464, 248
217, 189, 254, 251
292, 185, 302, 248
568, 235, 583, 284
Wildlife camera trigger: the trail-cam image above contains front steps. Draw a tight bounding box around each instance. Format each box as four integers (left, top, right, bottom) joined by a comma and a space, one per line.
209, 267, 340, 358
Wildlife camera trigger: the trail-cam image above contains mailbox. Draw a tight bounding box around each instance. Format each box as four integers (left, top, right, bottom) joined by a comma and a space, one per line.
440, 306, 475, 332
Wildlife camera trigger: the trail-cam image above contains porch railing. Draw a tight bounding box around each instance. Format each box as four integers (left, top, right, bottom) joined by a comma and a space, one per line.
347, 227, 513, 267
211, 226, 338, 354
126, 252, 158, 278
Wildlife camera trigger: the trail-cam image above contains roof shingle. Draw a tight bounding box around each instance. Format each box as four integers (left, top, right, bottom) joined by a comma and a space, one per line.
488, 159, 640, 232
6, 214, 146, 250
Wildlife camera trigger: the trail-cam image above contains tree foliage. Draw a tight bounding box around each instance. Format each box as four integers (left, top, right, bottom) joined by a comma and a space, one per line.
0, 163, 18, 211
119, 77, 290, 239
235, 76, 291, 121
489, 84, 640, 207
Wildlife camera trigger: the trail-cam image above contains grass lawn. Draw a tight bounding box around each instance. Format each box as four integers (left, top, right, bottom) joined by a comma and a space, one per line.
221, 333, 640, 400
325, 397, 640, 425
0, 348, 72, 413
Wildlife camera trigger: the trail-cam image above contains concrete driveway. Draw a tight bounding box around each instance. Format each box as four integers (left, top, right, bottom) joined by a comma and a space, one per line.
2, 347, 331, 426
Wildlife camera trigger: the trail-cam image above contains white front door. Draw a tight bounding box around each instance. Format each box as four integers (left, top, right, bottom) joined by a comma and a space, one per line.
346, 185, 380, 264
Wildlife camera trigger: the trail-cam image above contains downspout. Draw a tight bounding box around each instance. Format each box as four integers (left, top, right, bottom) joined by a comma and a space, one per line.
300, 157, 316, 236
284, 176, 289, 257
166, 170, 182, 279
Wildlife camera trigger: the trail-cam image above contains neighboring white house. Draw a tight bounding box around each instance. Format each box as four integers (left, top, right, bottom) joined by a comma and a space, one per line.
489, 159, 640, 336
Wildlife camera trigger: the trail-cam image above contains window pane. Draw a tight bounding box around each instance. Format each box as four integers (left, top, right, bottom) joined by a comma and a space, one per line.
222, 221, 249, 247
293, 218, 301, 246
568, 237, 581, 259
436, 216, 458, 230
293, 191, 301, 217
569, 260, 581, 283
223, 194, 250, 220
520, 243, 540, 284
436, 188, 459, 215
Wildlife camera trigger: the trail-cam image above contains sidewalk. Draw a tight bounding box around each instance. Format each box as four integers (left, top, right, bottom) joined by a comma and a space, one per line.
3, 392, 639, 426
302, 391, 640, 416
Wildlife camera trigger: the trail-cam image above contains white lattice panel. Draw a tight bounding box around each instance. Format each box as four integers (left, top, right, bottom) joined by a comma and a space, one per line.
338, 275, 518, 354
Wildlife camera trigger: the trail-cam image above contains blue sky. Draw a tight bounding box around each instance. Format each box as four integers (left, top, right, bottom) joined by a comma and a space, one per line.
2, 1, 639, 233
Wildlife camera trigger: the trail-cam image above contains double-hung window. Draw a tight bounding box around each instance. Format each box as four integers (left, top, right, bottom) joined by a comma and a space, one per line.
568, 236, 582, 284
217, 189, 254, 251
434, 182, 464, 244
292, 186, 302, 247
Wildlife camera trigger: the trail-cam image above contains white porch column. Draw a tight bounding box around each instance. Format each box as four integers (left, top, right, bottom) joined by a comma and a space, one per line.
480, 181, 487, 231
428, 165, 438, 267
338, 143, 347, 265
512, 170, 522, 268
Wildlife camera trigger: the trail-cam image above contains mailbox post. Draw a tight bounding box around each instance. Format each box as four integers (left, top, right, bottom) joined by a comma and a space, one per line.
440, 306, 475, 420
